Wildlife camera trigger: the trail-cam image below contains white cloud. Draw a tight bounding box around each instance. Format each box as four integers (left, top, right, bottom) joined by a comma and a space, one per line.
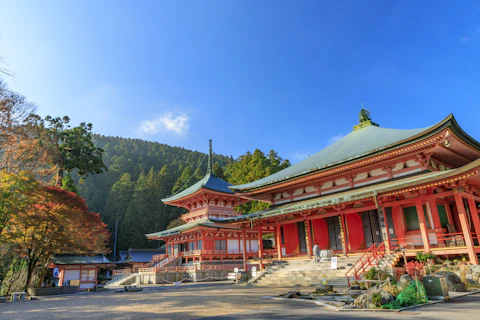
139, 112, 190, 135
328, 134, 344, 144
460, 28, 480, 42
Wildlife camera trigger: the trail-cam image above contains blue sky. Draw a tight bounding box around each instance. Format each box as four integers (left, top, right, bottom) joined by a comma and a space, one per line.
1, 0, 480, 163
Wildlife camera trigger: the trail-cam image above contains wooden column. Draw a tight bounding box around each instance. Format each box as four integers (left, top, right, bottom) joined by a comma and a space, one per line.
415, 198, 431, 252
380, 207, 391, 253
428, 200, 444, 246
428, 200, 442, 230
306, 219, 313, 258
276, 224, 283, 260
454, 192, 478, 264
467, 196, 480, 246
237, 233, 241, 254
242, 227, 248, 271
257, 226, 263, 258
339, 215, 348, 256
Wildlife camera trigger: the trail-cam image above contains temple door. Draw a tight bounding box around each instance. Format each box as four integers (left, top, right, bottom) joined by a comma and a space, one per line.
326, 216, 342, 250
362, 210, 382, 247
296, 222, 307, 253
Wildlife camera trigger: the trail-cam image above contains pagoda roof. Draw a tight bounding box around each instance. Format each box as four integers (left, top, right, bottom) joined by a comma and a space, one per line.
162, 172, 234, 203
51, 254, 111, 265
145, 218, 239, 239
229, 114, 480, 192
115, 247, 166, 264
213, 158, 480, 223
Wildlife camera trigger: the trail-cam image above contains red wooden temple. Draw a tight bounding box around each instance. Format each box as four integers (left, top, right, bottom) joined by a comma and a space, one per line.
210, 110, 480, 270
143, 110, 480, 281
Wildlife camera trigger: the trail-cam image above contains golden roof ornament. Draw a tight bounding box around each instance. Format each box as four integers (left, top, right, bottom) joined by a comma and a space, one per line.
353, 106, 379, 130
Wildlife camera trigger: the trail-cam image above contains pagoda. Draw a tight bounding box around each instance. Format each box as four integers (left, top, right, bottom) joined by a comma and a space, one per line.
146, 140, 269, 270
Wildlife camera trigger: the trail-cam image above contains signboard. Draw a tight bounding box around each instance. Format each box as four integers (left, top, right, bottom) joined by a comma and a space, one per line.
251, 266, 257, 277
234, 267, 239, 273
331, 257, 338, 270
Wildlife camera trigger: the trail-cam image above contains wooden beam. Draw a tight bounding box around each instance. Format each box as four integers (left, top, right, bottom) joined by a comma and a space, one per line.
242, 227, 247, 271
382, 191, 454, 208
441, 145, 474, 163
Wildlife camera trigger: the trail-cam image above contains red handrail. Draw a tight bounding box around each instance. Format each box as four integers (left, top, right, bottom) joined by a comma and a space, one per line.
345, 243, 386, 286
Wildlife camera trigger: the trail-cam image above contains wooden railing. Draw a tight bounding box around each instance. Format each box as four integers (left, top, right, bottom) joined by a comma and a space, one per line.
138, 252, 182, 273
155, 264, 241, 273
144, 254, 167, 268
390, 232, 469, 249
112, 268, 132, 275
345, 243, 386, 286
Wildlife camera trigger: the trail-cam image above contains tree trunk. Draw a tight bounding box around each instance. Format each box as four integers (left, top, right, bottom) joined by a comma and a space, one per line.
55, 168, 64, 186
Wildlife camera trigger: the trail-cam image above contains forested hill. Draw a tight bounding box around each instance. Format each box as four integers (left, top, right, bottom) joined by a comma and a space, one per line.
74, 134, 234, 252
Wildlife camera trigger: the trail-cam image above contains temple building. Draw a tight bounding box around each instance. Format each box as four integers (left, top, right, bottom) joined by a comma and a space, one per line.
108, 110, 480, 287
210, 111, 480, 272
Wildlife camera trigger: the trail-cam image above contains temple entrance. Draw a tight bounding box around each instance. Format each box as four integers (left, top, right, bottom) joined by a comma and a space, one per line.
297, 222, 307, 253
361, 210, 382, 247
326, 216, 342, 250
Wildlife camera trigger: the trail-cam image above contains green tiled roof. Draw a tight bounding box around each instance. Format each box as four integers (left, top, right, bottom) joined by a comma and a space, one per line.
230, 116, 452, 192
162, 173, 233, 202
145, 219, 238, 239
212, 166, 472, 224
51, 254, 111, 265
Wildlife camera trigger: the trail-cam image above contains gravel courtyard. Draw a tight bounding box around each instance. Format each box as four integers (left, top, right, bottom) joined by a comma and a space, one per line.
1, 283, 480, 320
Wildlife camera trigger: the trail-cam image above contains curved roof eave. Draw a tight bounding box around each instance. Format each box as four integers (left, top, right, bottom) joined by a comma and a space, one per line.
229, 114, 479, 193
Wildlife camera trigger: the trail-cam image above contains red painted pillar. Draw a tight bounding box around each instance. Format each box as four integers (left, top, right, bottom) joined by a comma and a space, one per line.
428, 200, 444, 246
454, 192, 478, 264
381, 207, 391, 252
467, 196, 480, 246
306, 219, 313, 258
257, 226, 263, 270
237, 233, 241, 254
242, 227, 248, 271
276, 224, 283, 260
340, 215, 348, 256
415, 198, 431, 252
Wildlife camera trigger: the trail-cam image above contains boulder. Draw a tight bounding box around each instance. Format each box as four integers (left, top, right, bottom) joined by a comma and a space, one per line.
281, 291, 301, 299
397, 274, 413, 291
353, 288, 394, 309
315, 284, 333, 293
435, 271, 466, 292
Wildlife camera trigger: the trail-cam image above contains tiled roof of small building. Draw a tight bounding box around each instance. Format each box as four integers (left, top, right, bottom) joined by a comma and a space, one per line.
51, 254, 111, 265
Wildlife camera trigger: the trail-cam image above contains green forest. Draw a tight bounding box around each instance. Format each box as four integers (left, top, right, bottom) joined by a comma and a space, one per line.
0, 77, 290, 293
73, 135, 291, 253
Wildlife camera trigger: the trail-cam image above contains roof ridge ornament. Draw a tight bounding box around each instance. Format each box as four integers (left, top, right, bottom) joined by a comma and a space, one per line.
208, 139, 213, 174
353, 106, 379, 131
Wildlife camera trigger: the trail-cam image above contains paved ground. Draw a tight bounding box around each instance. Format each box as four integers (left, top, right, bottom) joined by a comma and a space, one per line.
1, 283, 480, 320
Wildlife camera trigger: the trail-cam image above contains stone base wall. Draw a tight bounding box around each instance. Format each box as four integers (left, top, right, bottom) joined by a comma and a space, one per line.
27, 286, 79, 296
138, 270, 231, 284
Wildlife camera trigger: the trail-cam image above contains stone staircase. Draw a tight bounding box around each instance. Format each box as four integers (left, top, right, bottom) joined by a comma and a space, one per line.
105, 272, 138, 287
254, 257, 359, 287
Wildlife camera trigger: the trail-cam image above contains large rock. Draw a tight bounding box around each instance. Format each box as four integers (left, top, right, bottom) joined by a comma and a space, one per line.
315, 284, 333, 293
353, 288, 394, 309
281, 291, 301, 298
397, 274, 413, 292
435, 271, 466, 292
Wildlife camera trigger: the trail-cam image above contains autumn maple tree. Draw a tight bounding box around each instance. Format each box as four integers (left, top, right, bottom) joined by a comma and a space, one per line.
0, 171, 110, 290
